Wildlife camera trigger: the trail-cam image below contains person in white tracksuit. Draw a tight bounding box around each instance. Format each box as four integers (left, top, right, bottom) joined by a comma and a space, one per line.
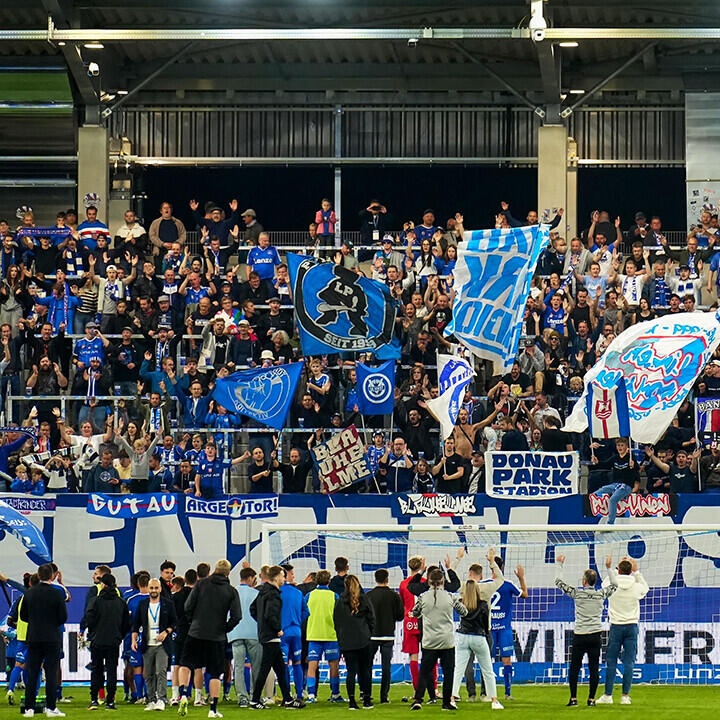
596, 556, 649, 705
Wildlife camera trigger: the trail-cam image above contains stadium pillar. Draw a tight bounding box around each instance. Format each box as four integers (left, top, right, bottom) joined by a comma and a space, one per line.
537, 125, 576, 239
77, 125, 109, 223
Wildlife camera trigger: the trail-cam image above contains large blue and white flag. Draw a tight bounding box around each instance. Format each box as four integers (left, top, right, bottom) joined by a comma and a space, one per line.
212, 361, 304, 430
356, 360, 395, 415
447, 225, 549, 372
586, 377, 631, 439
0, 498, 51, 561
565, 312, 720, 444
287, 253, 399, 356
425, 354, 474, 439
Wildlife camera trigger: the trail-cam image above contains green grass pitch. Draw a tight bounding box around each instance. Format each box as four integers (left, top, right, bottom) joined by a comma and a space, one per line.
1, 685, 717, 719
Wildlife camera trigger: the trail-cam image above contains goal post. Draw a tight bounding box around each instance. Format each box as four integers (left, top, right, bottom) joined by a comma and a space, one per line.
260, 522, 720, 685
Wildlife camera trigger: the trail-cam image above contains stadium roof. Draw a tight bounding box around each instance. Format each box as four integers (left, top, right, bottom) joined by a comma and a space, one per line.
1, 1, 720, 113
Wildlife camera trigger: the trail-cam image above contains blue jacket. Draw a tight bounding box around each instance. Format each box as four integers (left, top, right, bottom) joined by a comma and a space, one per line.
10, 478, 45, 496
280, 584, 310, 638
139, 359, 173, 393
171, 385, 212, 429
36, 294, 80, 334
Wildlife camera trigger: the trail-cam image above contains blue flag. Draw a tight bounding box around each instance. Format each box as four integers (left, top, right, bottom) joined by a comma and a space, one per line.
287, 253, 398, 356
356, 360, 396, 415
0, 498, 51, 561
448, 225, 549, 371
212, 361, 304, 430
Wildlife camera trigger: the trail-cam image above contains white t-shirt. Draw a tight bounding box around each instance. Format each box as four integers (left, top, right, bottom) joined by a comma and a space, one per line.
618, 274, 645, 306
71, 433, 105, 471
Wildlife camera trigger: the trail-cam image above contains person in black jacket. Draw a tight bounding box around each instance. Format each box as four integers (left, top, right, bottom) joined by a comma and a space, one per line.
333, 575, 376, 710
249, 565, 305, 709
19, 563, 68, 717
177, 560, 242, 718
132, 578, 178, 711
83, 573, 131, 710
366, 569, 404, 704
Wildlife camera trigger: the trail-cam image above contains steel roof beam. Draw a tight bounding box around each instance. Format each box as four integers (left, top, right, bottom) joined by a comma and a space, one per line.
5, 22, 720, 42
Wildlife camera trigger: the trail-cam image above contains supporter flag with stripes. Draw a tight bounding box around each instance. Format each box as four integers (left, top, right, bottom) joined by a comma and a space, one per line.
586, 377, 631, 439
212, 361, 304, 430
425, 354, 475, 440
447, 224, 549, 373
356, 360, 396, 415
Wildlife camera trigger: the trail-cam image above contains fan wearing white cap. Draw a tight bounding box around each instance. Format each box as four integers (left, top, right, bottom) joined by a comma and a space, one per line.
88, 256, 135, 333
260, 349, 275, 367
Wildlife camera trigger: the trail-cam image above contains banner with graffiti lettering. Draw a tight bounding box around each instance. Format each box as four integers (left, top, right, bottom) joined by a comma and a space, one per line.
564, 312, 720, 444
447, 224, 549, 372
584, 492, 678, 518
485, 451, 579, 498
312, 425, 373, 493
397, 493, 479, 517
696, 396, 720, 448
287, 253, 399, 357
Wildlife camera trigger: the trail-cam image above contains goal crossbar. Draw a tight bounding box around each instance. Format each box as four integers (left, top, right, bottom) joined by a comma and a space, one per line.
259, 523, 720, 566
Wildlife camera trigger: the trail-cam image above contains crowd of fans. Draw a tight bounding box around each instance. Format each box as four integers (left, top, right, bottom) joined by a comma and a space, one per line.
0, 197, 718, 496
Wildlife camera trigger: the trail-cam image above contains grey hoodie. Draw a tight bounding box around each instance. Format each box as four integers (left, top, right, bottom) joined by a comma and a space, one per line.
555, 562, 617, 634
412, 585, 467, 650
114, 433, 159, 479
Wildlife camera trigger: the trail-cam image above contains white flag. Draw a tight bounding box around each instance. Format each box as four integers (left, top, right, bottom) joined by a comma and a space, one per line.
564, 312, 720, 444
426, 354, 474, 440
447, 224, 549, 373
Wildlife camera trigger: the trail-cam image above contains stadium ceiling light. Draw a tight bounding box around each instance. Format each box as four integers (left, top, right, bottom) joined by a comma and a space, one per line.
569, 89, 585, 94
559, 41, 579, 47
84, 42, 104, 49
116, 90, 129, 95
57, 41, 65, 46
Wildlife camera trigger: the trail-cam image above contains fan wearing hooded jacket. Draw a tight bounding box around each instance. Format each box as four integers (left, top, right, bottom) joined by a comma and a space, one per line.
596, 556, 648, 706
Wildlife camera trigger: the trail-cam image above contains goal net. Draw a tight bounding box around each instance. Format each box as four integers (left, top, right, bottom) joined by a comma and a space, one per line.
261, 523, 720, 685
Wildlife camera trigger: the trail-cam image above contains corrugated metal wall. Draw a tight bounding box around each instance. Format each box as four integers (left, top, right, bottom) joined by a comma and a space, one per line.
111, 106, 684, 164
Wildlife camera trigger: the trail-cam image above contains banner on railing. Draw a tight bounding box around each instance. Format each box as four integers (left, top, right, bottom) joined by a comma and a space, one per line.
87, 493, 178, 519
184, 494, 278, 519
397, 493, 479, 517
312, 425, 373, 494
484, 451, 579, 498
696, 396, 720, 448
584, 492, 677, 518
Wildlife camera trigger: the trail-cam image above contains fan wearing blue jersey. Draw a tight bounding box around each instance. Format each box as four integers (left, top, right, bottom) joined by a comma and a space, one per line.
489, 557, 528, 700
125, 572, 151, 703
279, 564, 310, 701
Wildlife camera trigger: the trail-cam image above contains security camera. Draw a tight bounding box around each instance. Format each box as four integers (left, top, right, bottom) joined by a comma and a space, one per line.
408, 38, 418, 48
87, 62, 100, 77
531, 28, 546, 42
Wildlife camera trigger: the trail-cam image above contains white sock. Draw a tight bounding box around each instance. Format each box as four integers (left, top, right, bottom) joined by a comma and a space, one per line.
195, 689, 203, 700
172, 686, 179, 700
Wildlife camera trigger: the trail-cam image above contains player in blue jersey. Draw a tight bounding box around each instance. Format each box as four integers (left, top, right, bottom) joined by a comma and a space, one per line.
489, 557, 528, 700
125, 572, 151, 703
279, 564, 310, 701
